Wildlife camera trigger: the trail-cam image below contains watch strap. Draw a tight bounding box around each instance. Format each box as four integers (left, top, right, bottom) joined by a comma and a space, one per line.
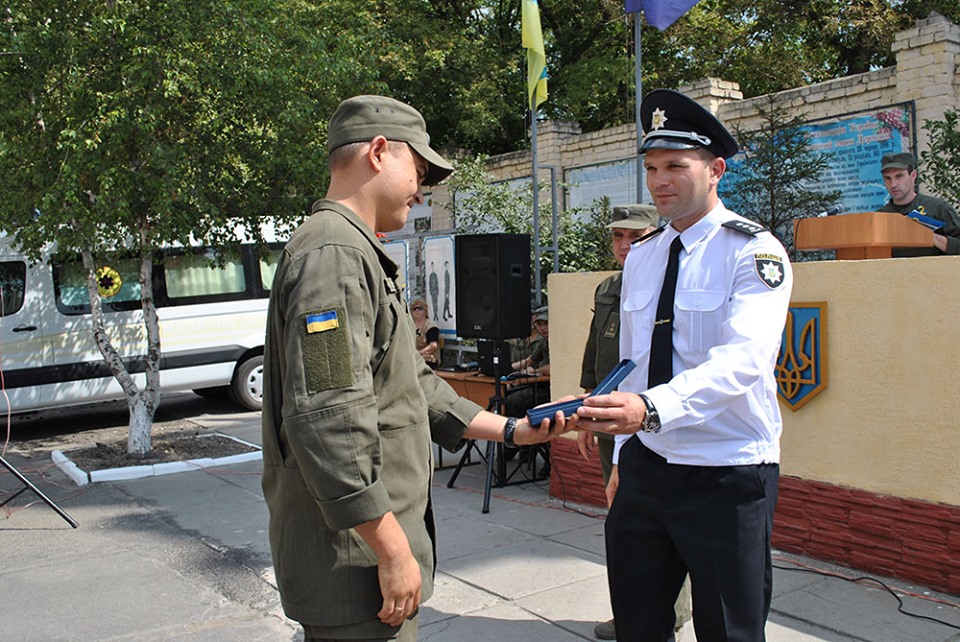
503, 417, 518, 447
639, 394, 661, 434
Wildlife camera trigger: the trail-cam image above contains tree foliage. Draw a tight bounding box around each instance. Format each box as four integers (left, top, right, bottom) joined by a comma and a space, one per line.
352, 0, 960, 155
920, 110, 960, 208
444, 156, 612, 301
0, 0, 375, 452
721, 96, 841, 259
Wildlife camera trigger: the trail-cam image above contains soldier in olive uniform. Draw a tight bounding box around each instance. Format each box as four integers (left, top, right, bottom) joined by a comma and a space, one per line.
878, 151, 960, 256
578, 205, 659, 486
261, 95, 563, 642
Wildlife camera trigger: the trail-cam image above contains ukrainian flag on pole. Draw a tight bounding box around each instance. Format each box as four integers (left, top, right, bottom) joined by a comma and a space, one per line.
522, 0, 548, 110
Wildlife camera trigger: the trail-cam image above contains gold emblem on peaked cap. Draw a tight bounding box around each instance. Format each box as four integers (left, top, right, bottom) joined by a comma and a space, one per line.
651, 108, 668, 131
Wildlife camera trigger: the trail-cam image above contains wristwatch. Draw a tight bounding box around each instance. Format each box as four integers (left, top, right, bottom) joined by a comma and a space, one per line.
639, 394, 661, 434
503, 417, 518, 447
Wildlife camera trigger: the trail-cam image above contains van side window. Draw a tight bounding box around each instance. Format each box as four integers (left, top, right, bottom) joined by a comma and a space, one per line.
53, 257, 142, 315
164, 249, 245, 299
259, 247, 282, 291
0, 261, 26, 317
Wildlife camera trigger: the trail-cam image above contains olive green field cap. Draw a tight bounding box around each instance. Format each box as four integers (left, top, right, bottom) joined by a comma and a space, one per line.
327, 95, 454, 186
607, 204, 660, 230
880, 151, 916, 172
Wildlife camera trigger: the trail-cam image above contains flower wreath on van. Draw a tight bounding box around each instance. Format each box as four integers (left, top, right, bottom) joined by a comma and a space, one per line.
96, 265, 122, 298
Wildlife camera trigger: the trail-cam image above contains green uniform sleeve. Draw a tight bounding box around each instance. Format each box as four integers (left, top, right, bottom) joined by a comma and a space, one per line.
274, 244, 391, 531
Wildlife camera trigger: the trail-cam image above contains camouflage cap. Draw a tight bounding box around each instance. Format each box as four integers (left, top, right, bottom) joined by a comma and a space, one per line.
327, 95, 454, 186
880, 151, 916, 172
607, 204, 660, 230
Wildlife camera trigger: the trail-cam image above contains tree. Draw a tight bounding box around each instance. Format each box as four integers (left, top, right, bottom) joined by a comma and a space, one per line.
0, 1, 377, 453
920, 110, 960, 208
721, 96, 841, 259
365, 1, 960, 155
443, 155, 612, 300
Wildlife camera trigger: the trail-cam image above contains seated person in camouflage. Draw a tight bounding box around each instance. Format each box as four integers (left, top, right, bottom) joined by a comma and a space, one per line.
878, 151, 960, 256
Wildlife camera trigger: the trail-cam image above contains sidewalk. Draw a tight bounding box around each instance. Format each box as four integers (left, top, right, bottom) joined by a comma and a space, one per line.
2, 397, 959, 641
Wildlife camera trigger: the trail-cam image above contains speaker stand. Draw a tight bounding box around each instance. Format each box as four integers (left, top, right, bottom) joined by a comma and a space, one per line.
446, 343, 509, 513
0, 454, 79, 528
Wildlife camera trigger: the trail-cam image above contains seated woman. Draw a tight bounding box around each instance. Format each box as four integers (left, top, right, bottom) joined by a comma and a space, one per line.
410, 297, 440, 368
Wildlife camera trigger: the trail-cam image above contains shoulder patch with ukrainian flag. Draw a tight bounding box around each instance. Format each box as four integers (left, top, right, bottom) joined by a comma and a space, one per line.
301, 307, 352, 392
754, 253, 785, 289
306, 310, 339, 333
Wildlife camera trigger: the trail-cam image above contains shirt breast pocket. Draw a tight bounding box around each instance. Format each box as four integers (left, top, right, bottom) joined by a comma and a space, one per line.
675, 289, 725, 354
622, 289, 657, 359
595, 292, 619, 339
372, 278, 400, 371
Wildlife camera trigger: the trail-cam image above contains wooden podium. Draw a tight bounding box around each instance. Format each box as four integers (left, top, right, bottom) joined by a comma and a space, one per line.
794, 211, 934, 259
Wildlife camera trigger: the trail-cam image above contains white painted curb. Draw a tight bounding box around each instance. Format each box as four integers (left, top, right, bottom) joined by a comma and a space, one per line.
51, 433, 263, 486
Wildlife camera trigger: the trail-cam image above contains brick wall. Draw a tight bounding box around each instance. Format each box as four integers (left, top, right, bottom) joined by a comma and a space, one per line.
774, 476, 960, 596
548, 444, 960, 596
549, 436, 607, 508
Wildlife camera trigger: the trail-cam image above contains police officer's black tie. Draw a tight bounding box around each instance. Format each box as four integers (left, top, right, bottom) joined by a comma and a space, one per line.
648, 235, 683, 387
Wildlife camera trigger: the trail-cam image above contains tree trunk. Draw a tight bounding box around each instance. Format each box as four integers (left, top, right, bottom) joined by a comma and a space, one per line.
127, 391, 154, 454
81, 221, 163, 456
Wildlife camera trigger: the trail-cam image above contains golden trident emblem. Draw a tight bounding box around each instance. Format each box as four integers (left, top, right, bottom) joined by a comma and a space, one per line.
775, 303, 828, 411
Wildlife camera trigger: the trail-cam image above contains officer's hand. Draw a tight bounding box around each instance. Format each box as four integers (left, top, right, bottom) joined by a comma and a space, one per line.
577, 430, 595, 461
605, 464, 619, 508
576, 391, 647, 435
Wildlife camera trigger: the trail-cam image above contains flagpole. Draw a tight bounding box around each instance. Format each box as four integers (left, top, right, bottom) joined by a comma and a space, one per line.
531, 104, 541, 307
634, 13, 643, 204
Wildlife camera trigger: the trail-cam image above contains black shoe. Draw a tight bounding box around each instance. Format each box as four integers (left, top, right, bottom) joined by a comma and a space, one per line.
594, 618, 616, 640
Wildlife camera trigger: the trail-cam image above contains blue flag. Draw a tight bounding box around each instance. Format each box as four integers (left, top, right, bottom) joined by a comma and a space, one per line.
625, 0, 702, 30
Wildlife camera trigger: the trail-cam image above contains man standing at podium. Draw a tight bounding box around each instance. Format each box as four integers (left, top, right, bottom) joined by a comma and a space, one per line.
878, 151, 960, 255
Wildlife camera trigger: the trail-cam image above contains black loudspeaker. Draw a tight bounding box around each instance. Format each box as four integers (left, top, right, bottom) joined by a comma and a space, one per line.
455, 234, 531, 339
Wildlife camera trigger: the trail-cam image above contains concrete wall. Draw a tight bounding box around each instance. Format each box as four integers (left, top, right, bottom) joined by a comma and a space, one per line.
549, 258, 960, 508
547, 258, 960, 594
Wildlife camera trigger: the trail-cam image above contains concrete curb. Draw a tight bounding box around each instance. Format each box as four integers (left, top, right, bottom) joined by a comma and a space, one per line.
52, 433, 262, 486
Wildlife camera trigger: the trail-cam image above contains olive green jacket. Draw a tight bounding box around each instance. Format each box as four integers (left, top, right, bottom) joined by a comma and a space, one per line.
879, 193, 960, 256
580, 272, 623, 391
261, 200, 483, 626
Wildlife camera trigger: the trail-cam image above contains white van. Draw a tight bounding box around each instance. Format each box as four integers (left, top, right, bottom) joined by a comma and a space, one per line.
0, 237, 281, 415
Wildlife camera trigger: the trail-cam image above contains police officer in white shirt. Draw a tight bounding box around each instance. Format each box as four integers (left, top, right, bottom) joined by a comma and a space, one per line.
570, 89, 793, 641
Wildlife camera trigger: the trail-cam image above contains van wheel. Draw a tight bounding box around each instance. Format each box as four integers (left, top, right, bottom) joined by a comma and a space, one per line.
230, 355, 264, 411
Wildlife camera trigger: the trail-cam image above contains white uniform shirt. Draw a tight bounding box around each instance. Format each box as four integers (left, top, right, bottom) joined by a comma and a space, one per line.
614, 201, 793, 466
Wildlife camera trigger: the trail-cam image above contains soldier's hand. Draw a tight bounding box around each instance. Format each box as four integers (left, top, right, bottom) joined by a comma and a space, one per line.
512, 407, 575, 445
377, 548, 422, 626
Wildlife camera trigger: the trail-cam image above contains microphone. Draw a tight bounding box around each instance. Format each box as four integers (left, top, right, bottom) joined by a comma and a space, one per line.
815, 205, 845, 217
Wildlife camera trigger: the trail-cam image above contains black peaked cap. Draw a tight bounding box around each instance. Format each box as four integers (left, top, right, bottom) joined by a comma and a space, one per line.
640, 89, 738, 159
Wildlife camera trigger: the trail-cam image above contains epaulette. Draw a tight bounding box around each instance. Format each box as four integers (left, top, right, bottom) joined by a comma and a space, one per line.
722, 219, 766, 236
631, 225, 667, 245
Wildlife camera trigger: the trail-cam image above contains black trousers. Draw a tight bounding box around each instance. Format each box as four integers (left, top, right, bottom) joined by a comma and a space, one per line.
605, 436, 778, 642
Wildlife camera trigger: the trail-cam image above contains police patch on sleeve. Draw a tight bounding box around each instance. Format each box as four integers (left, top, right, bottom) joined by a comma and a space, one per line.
754, 253, 785, 289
